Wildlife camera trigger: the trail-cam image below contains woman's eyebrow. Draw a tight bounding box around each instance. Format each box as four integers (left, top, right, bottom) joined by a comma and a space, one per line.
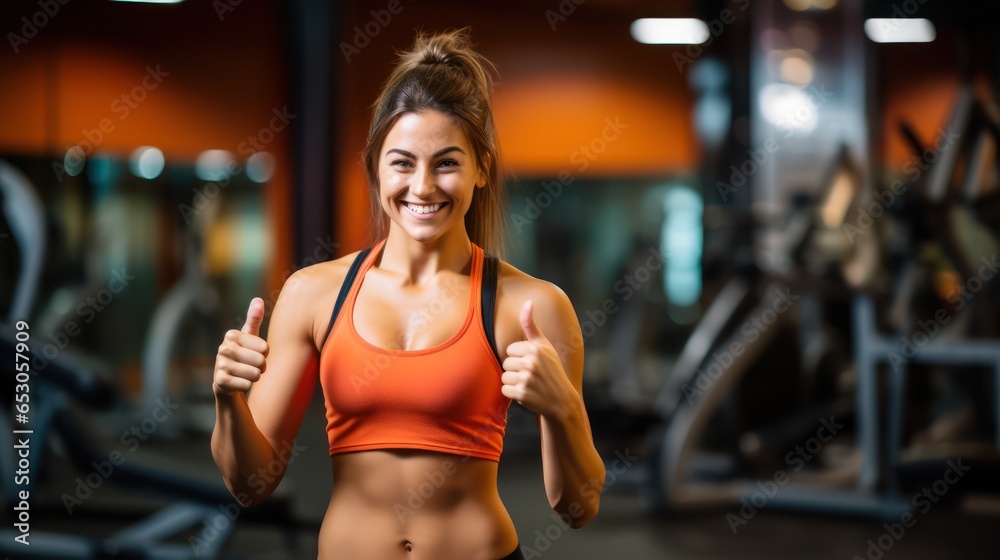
385, 148, 416, 159
432, 146, 465, 157
385, 146, 466, 158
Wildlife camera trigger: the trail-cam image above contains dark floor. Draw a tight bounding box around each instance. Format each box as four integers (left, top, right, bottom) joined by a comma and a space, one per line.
5, 393, 998, 560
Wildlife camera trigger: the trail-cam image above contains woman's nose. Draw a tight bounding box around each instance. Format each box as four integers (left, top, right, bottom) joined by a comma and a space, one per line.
410, 166, 435, 196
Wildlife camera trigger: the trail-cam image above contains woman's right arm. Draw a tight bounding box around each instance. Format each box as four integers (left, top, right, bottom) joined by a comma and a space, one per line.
211, 266, 325, 506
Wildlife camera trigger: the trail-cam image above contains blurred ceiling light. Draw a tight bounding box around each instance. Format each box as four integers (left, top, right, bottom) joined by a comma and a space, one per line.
64, 146, 86, 177
759, 83, 818, 133
864, 18, 935, 43
129, 146, 165, 179
196, 149, 237, 182
246, 152, 276, 184
631, 18, 709, 45
784, 0, 837, 10
779, 49, 815, 86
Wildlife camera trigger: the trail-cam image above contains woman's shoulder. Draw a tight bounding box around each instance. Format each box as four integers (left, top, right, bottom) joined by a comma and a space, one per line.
495, 259, 536, 290
280, 250, 369, 348
494, 259, 573, 312
286, 249, 367, 292
492, 258, 580, 357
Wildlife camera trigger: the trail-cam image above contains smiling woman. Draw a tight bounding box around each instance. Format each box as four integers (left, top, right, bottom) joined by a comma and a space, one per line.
211, 27, 606, 560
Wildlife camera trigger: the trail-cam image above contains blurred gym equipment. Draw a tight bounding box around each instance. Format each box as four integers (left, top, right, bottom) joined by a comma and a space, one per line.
644, 145, 903, 517
871, 85, 1000, 496
0, 160, 45, 323
141, 180, 226, 435
619, 0, 1000, 522
0, 158, 300, 559
644, 80, 1000, 519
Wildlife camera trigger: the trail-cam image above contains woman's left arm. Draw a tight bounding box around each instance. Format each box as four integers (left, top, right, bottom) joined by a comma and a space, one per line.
501, 285, 607, 529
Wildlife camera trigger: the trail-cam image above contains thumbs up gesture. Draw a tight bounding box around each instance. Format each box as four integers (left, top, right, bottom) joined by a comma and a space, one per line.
213, 297, 270, 396
501, 300, 577, 418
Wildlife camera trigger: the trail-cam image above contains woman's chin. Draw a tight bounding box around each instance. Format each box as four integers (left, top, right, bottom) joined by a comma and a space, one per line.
394, 222, 447, 243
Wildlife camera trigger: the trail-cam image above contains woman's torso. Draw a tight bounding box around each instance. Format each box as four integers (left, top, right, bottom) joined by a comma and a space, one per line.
320, 450, 516, 559
307, 241, 525, 559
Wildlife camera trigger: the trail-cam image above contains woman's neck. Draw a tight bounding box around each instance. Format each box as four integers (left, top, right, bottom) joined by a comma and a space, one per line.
377, 227, 473, 287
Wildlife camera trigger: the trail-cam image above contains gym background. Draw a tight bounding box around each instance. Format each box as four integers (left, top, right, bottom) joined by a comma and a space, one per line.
1, 0, 998, 558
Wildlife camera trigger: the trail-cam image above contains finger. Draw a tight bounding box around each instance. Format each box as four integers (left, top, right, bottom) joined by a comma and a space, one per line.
218, 374, 254, 393
225, 345, 267, 372
224, 329, 269, 355
501, 370, 523, 386
505, 340, 533, 358
222, 360, 263, 383
500, 384, 521, 401
502, 356, 530, 373
242, 297, 265, 336
520, 299, 545, 342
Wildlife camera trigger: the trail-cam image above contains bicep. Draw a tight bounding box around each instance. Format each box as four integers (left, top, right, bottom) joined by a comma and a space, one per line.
246, 273, 319, 454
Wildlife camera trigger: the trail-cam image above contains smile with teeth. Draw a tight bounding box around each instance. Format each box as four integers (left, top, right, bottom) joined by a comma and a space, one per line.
403, 201, 446, 214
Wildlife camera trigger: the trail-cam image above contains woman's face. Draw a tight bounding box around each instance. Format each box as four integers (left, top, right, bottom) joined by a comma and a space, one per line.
378, 109, 485, 244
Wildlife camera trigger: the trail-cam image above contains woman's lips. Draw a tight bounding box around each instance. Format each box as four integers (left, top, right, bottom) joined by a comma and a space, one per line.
401, 201, 447, 219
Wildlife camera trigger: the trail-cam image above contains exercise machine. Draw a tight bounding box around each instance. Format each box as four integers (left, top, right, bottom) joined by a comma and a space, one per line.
0, 157, 301, 559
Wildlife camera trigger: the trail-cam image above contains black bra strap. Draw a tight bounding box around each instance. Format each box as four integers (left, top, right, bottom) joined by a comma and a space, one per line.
321, 246, 372, 349
481, 252, 503, 368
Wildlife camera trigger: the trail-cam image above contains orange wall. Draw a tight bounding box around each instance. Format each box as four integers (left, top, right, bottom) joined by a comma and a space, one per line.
334, 1, 701, 254
0, 1, 292, 293
4, 1, 986, 280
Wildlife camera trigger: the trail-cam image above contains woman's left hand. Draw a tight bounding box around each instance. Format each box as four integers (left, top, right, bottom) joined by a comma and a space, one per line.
501, 299, 580, 420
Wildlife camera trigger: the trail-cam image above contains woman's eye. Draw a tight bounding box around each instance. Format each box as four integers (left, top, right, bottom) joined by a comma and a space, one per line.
391, 159, 412, 167
437, 159, 458, 168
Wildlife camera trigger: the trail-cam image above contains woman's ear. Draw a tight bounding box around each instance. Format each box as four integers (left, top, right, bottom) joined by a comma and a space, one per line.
477, 152, 492, 188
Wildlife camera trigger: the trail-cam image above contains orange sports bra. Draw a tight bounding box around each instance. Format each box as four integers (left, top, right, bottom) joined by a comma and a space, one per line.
318, 238, 512, 462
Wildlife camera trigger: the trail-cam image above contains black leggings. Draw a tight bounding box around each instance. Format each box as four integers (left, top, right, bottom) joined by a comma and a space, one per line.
499, 542, 525, 560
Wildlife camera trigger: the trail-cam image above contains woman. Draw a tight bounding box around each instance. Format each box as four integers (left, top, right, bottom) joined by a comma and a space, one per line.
211, 28, 605, 559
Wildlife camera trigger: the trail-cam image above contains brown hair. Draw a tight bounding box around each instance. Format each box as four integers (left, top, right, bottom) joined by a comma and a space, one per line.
361, 27, 509, 260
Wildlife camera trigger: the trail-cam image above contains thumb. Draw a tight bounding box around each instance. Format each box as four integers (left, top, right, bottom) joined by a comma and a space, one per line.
520, 299, 545, 341
242, 297, 264, 336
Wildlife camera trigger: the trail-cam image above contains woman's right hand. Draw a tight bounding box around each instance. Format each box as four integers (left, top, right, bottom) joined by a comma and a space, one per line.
213, 297, 269, 396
